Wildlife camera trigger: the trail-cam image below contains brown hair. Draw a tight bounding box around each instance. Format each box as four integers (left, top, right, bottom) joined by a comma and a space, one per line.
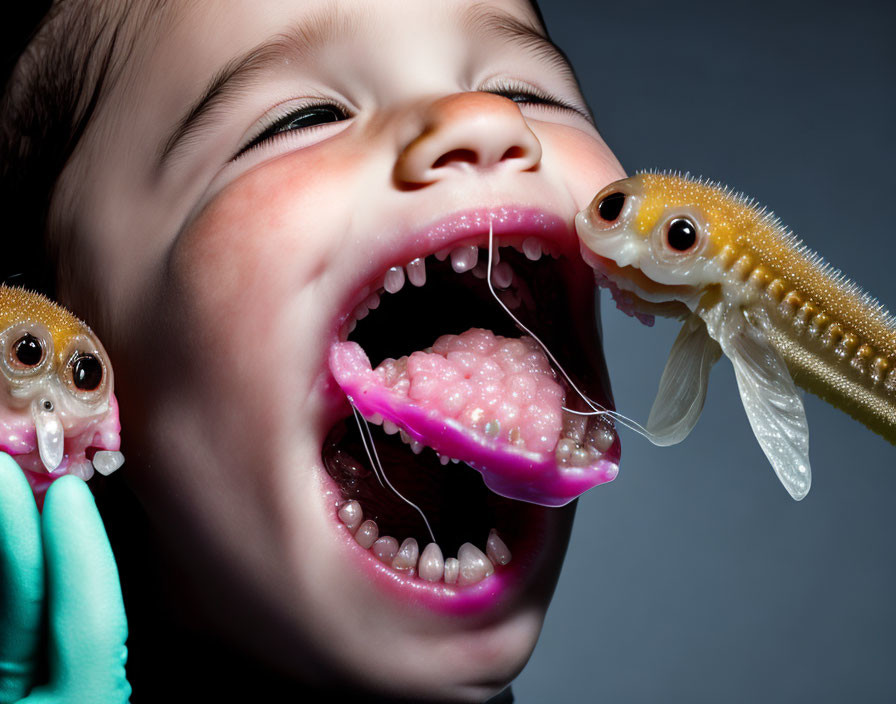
0, 1, 137, 295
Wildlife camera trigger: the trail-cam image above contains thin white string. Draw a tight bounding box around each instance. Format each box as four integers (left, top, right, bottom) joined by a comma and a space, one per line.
351, 402, 437, 545
484, 221, 662, 444
350, 403, 385, 489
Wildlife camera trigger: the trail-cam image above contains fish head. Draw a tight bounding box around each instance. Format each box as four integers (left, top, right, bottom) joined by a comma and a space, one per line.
576, 173, 724, 314
0, 286, 122, 486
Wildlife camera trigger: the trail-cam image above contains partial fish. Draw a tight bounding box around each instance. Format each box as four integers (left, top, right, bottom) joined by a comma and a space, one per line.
0, 285, 123, 505
575, 172, 895, 499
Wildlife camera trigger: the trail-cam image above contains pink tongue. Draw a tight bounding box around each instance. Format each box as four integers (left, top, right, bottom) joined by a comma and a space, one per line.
378, 329, 562, 453
329, 328, 618, 506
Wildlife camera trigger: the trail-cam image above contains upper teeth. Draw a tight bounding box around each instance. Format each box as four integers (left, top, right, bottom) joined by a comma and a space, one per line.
341, 237, 553, 338
450, 245, 478, 272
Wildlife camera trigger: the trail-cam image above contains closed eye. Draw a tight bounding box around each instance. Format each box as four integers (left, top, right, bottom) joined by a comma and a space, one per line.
236, 102, 351, 157
484, 81, 591, 121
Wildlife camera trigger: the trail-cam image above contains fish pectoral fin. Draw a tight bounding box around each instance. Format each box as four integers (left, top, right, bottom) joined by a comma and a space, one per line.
721, 309, 811, 500
646, 313, 722, 446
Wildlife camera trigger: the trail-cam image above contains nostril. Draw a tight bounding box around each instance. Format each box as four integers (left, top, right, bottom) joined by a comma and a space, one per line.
431, 148, 478, 169
597, 192, 626, 222
501, 146, 525, 160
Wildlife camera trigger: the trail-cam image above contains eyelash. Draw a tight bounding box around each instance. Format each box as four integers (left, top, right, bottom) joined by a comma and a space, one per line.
235, 100, 353, 158
485, 80, 588, 117
234, 82, 586, 159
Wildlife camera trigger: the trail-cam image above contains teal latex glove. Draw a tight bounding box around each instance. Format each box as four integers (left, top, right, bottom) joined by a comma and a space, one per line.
0, 453, 130, 703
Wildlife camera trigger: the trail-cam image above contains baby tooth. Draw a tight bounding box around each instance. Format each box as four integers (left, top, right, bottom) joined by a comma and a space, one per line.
373, 536, 399, 564
410, 441, 424, 454
555, 438, 574, 462
31, 398, 64, 473
392, 538, 419, 572
406, 258, 427, 287
383, 420, 400, 435
355, 520, 379, 549
522, 237, 543, 260
366, 293, 381, 311
368, 413, 384, 425
419, 542, 445, 582
337, 500, 363, 533
435, 248, 450, 261
457, 543, 494, 585
439, 454, 450, 465
69, 460, 95, 481
443, 557, 459, 584
471, 261, 488, 279
92, 450, 125, 475
450, 245, 478, 273
352, 302, 370, 321
571, 448, 591, 467
586, 418, 616, 453
384, 266, 406, 294
492, 262, 514, 289
486, 529, 512, 566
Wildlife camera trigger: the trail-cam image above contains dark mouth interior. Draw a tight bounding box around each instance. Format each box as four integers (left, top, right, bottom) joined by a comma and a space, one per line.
352, 248, 529, 368
323, 246, 608, 554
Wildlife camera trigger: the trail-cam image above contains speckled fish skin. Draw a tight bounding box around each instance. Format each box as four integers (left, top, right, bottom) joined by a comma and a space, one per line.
0, 285, 123, 504
575, 171, 896, 500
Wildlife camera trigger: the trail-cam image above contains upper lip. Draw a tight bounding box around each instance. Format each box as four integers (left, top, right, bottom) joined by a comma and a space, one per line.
327, 204, 579, 341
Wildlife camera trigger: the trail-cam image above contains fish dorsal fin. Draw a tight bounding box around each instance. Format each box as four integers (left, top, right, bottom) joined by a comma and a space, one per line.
720, 308, 811, 500
647, 313, 722, 446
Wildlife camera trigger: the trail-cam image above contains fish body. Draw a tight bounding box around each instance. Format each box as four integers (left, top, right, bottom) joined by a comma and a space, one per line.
575, 172, 896, 499
0, 285, 123, 504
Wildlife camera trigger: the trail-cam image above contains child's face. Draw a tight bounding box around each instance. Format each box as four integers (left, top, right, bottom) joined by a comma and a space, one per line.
55, 0, 623, 699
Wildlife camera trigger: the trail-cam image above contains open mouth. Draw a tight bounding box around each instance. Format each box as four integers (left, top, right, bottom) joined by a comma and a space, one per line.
323, 210, 619, 592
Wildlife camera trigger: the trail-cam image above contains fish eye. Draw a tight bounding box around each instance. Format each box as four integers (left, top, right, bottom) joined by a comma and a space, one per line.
665, 218, 698, 252
70, 353, 103, 391
596, 192, 626, 222
11, 333, 44, 367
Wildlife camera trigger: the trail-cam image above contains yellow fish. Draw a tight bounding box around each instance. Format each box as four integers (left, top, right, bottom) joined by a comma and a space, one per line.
0, 285, 123, 504
575, 172, 896, 500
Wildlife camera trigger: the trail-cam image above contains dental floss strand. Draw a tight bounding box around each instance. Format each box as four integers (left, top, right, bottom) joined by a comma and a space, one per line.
484, 220, 664, 444
349, 401, 437, 545
337, 219, 652, 535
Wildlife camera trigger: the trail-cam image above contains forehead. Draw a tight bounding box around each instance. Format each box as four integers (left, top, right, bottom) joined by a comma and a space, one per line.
112, 0, 544, 94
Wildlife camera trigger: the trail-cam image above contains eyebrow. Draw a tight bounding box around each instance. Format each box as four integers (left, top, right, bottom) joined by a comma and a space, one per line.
460, 6, 579, 86
157, 8, 361, 167
157, 6, 580, 169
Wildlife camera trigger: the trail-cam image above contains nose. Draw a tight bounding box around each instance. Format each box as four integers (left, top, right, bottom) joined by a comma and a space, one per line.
394, 92, 542, 187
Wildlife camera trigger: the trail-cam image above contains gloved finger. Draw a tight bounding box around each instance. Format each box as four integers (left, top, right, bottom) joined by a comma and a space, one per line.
0, 453, 44, 702
35, 475, 130, 702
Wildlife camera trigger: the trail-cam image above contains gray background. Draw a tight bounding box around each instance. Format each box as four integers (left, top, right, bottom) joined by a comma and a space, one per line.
516, 1, 896, 702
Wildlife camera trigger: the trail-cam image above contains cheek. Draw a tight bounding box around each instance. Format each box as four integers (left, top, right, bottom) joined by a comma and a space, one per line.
540, 124, 626, 209
168, 147, 362, 368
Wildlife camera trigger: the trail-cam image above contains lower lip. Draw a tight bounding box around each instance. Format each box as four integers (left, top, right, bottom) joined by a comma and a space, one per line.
319, 463, 561, 616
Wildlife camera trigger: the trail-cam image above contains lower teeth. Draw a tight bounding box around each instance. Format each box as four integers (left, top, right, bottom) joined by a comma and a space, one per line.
336, 499, 511, 586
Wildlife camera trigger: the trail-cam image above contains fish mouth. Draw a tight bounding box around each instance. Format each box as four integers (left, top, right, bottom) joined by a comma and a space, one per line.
579, 248, 691, 325
4, 394, 124, 506
322, 207, 618, 595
